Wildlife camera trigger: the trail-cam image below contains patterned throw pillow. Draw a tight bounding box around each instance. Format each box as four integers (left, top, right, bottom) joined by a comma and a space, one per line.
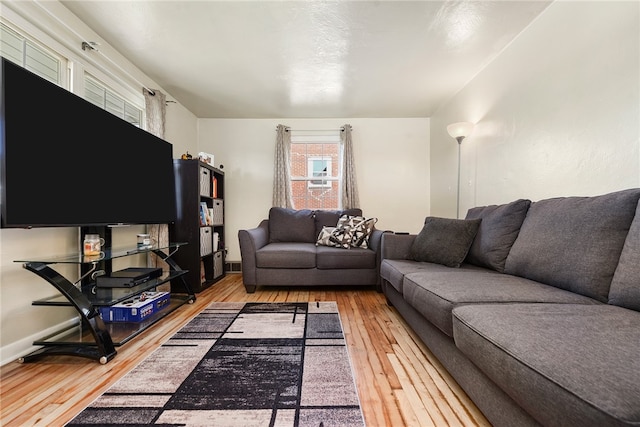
336, 215, 378, 248
316, 226, 352, 249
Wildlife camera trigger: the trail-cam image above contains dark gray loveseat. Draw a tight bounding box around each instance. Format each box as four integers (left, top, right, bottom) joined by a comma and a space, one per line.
381, 188, 640, 427
239, 207, 382, 293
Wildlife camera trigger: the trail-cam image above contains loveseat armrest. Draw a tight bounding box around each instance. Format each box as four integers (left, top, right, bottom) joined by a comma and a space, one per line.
368, 229, 384, 254
238, 219, 270, 289
381, 233, 416, 261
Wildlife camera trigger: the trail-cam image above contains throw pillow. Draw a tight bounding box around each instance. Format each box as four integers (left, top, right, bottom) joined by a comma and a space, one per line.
316, 226, 352, 249
409, 217, 482, 268
314, 209, 362, 239
336, 215, 378, 248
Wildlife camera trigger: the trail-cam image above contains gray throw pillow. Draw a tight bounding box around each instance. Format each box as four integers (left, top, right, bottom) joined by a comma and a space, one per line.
465, 199, 531, 272
268, 207, 316, 243
409, 217, 482, 268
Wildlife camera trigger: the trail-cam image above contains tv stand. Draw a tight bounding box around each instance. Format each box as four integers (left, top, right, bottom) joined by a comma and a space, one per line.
15, 243, 194, 364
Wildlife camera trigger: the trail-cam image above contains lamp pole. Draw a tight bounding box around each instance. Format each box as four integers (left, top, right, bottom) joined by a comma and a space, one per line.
446, 122, 474, 219
456, 137, 463, 219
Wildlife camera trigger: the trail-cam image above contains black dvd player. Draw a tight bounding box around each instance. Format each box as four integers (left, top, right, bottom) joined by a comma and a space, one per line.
95, 267, 163, 288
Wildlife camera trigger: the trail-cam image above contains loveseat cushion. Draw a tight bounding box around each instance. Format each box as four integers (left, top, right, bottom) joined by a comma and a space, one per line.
609, 199, 640, 311
316, 245, 376, 269
504, 188, 640, 302
465, 199, 531, 272
402, 268, 600, 337
256, 242, 316, 268
453, 303, 640, 427
409, 217, 481, 268
268, 207, 316, 243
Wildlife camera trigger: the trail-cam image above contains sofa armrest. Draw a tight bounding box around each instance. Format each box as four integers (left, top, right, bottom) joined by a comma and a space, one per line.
369, 229, 387, 291
238, 219, 269, 286
381, 233, 416, 260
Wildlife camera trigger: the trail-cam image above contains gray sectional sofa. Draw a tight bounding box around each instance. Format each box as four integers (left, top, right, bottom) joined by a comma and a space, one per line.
381, 188, 640, 427
239, 207, 382, 293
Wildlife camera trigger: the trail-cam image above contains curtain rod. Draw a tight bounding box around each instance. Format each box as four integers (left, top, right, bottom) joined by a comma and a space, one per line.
276, 125, 352, 132
33, 0, 158, 96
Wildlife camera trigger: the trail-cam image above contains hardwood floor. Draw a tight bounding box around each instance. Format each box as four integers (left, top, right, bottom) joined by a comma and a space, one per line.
0, 275, 490, 426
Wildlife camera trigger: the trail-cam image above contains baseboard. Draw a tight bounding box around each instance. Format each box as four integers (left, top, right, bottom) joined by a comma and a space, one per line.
225, 260, 242, 273
0, 317, 78, 366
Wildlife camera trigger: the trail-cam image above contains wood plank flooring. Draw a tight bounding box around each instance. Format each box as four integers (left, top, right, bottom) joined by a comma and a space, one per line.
0, 275, 491, 426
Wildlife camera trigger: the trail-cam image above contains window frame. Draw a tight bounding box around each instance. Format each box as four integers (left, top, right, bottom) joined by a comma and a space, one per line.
0, 22, 65, 86
289, 130, 343, 210
84, 73, 143, 127
1, 15, 146, 130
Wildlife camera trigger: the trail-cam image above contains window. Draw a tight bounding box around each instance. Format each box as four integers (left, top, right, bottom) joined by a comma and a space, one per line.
1, 22, 143, 129
290, 131, 341, 210
0, 23, 61, 85
308, 157, 332, 187
84, 74, 142, 127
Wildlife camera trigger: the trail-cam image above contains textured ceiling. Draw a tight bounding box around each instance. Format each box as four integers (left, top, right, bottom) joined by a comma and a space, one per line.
61, 1, 552, 118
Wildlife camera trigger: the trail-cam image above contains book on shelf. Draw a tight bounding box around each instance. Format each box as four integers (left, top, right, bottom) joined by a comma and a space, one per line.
200, 202, 212, 226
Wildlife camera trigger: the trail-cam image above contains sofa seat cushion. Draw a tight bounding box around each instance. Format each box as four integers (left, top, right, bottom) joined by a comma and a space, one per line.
256, 243, 317, 268
381, 260, 486, 295
453, 304, 640, 427
402, 269, 600, 337
316, 246, 376, 269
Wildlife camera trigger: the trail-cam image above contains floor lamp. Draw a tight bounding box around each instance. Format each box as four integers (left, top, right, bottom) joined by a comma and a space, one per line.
446, 122, 475, 219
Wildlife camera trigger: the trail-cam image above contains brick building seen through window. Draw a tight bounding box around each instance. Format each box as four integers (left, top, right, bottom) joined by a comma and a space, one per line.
290, 140, 340, 210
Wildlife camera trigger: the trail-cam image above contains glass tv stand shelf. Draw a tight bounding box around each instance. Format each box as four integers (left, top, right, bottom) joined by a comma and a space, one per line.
15, 243, 194, 364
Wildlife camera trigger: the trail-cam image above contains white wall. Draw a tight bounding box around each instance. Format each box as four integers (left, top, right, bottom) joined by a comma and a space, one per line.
197, 118, 430, 262
430, 1, 640, 217
0, 1, 198, 365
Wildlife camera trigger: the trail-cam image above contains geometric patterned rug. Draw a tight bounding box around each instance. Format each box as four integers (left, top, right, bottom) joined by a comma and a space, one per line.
66, 301, 365, 426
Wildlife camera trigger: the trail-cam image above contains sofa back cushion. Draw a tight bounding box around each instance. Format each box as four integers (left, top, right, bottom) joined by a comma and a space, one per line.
465, 199, 531, 272
314, 209, 362, 239
608, 199, 640, 311
504, 188, 640, 302
268, 207, 316, 243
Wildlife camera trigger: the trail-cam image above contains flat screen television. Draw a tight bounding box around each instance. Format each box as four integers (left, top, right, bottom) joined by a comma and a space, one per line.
0, 57, 177, 228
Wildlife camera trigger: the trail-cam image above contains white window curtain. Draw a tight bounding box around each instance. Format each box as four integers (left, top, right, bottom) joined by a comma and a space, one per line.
273, 124, 294, 208
144, 88, 166, 137
144, 88, 169, 269
341, 124, 360, 209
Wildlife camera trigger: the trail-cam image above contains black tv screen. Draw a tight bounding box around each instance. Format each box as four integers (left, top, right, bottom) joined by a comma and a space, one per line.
0, 57, 177, 228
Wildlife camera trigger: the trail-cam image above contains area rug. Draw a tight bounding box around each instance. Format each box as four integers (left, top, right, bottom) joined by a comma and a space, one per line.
67, 301, 365, 427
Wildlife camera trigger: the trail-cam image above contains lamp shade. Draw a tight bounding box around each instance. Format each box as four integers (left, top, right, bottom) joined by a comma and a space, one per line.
447, 122, 475, 140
